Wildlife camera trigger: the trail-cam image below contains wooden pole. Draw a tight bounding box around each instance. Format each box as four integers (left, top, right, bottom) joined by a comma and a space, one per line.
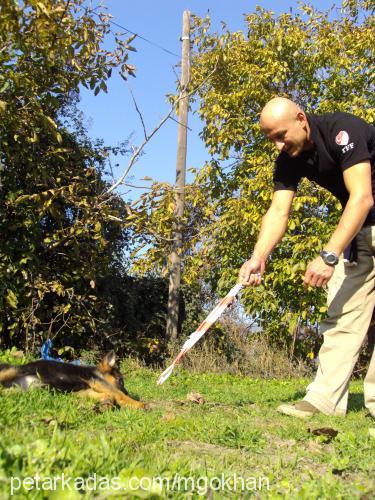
166, 10, 190, 341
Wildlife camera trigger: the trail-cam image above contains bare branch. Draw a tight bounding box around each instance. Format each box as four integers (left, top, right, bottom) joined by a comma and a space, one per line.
127, 83, 148, 140
51, 314, 70, 341
103, 57, 220, 197
123, 182, 153, 189
104, 107, 175, 195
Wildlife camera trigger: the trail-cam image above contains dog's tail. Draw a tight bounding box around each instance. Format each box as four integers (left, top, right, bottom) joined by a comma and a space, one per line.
0, 364, 18, 384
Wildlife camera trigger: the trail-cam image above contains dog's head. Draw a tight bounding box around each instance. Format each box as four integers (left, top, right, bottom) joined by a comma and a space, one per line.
97, 352, 128, 394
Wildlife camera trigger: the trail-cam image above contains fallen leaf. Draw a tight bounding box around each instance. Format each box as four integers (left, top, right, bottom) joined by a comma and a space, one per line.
187, 392, 205, 404
308, 427, 338, 442
161, 412, 176, 421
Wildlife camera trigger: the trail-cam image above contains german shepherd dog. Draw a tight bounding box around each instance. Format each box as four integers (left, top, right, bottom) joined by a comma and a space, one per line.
0, 352, 145, 409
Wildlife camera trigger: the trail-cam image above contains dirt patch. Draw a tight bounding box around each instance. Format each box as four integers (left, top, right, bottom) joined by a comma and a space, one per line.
167, 439, 243, 457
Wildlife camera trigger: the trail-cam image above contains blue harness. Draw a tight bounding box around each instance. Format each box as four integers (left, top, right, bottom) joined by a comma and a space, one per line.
40, 339, 80, 364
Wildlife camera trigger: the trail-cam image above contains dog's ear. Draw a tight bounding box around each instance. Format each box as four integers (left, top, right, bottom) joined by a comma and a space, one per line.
98, 351, 117, 373
106, 351, 116, 368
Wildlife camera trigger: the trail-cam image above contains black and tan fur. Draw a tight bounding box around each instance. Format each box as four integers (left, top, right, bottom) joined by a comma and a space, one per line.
0, 352, 145, 409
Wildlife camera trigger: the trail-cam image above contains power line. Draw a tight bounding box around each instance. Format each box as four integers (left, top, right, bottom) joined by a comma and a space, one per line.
94, 12, 181, 58
110, 20, 180, 58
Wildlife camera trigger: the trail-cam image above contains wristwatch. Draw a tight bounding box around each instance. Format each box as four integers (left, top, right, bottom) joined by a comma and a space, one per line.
320, 250, 339, 266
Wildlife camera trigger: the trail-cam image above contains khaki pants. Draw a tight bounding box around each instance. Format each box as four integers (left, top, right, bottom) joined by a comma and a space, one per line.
304, 226, 375, 416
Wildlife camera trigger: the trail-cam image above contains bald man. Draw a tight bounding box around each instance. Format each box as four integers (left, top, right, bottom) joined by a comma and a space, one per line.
239, 97, 375, 419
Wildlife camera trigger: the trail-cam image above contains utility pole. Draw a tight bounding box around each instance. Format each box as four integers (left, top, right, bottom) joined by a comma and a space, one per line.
166, 10, 190, 341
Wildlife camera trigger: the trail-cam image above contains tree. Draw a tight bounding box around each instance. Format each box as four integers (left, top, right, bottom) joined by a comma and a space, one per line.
0, 0, 137, 351
129, 0, 374, 355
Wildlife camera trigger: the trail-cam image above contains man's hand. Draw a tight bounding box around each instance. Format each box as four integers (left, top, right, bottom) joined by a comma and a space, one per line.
303, 256, 335, 288
238, 256, 265, 286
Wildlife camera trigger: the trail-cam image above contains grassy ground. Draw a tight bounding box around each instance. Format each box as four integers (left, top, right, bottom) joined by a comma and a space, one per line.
0, 355, 374, 499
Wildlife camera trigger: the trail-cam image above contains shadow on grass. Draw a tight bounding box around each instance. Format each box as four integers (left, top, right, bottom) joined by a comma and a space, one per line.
348, 392, 364, 412
273, 390, 306, 403
278, 391, 365, 412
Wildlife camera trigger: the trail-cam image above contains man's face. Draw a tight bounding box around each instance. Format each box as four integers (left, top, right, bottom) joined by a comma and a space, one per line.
261, 112, 310, 157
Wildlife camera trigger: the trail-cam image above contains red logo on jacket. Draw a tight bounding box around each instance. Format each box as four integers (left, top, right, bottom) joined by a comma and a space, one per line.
335, 130, 350, 146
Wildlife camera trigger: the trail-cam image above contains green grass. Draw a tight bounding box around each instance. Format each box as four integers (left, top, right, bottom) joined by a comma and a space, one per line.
0, 357, 374, 499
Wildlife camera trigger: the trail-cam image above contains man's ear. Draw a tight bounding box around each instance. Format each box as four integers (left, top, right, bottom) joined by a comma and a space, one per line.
297, 111, 307, 126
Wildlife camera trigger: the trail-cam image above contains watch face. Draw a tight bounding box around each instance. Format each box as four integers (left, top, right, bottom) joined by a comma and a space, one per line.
326, 254, 336, 264
323, 252, 338, 265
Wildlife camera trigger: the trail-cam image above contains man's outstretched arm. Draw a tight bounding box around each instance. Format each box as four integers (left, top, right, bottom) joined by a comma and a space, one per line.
239, 189, 295, 286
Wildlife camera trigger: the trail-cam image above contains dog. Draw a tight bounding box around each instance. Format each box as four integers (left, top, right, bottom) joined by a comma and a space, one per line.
0, 352, 145, 409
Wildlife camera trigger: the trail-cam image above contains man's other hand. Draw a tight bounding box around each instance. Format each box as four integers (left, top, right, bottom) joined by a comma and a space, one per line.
303, 256, 335, 288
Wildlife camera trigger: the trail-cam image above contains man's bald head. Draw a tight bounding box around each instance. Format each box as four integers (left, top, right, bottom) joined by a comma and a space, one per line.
259, 97, 312, 157
260, 97, 303, 131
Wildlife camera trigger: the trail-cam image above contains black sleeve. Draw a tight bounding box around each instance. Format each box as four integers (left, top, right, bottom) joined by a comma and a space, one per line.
273, 155, 301, 192
331, 114, 372, 171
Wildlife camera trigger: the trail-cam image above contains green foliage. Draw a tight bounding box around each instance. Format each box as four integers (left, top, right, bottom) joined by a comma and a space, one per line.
0, 0, 141, 351
130, 0, 374, 355
97, 274, 170, 363
187, 0, 374, 340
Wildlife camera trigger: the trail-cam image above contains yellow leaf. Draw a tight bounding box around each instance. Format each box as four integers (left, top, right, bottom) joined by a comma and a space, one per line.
45, 116, 57, 128
6, 289, 18, 309
36, 2, 50, 16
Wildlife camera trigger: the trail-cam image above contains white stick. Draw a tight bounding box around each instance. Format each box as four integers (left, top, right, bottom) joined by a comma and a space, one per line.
157, 284, 243, 385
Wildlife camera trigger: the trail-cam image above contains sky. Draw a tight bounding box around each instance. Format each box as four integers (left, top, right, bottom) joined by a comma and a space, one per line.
79, 0, 336, 199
